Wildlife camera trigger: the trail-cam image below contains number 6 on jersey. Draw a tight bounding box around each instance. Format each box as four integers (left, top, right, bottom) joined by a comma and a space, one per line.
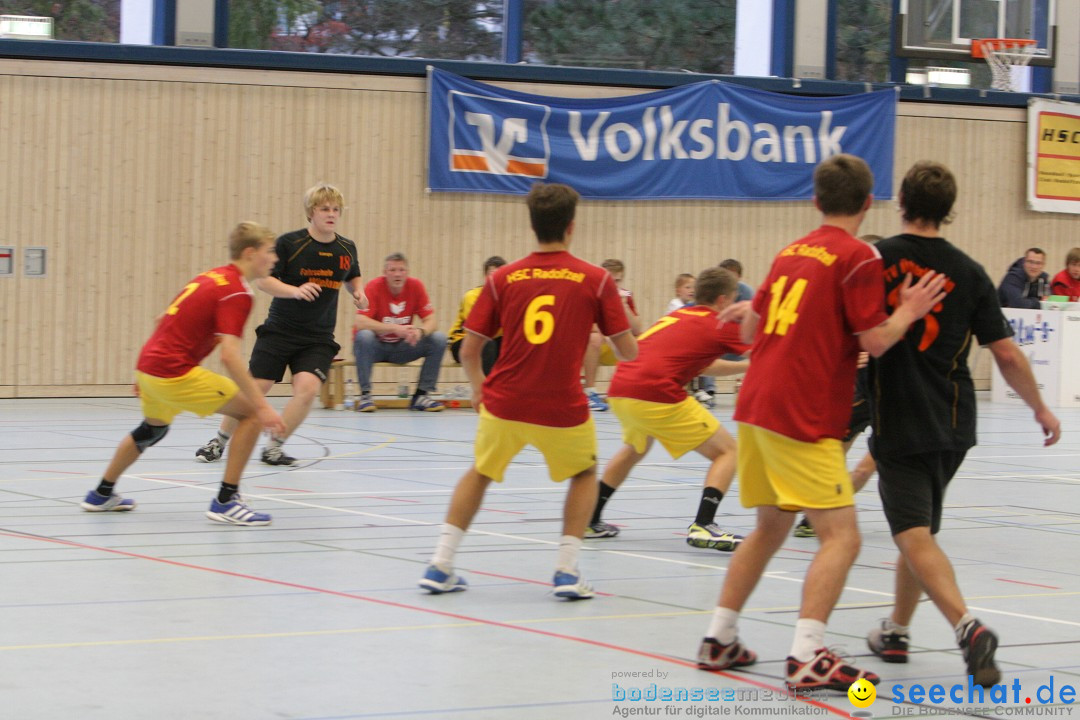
524, 294, 556, 345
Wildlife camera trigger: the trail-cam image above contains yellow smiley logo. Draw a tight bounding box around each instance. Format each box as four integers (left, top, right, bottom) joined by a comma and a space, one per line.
848, 678, 877, 708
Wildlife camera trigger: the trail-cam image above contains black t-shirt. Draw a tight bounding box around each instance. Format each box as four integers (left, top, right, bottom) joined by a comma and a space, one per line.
263, 229, 361, 337
869, 234, 1012, 458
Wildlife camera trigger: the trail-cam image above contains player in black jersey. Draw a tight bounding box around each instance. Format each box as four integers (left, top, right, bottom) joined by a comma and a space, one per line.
196, 183, 366, 466
866, 161, 1060, 686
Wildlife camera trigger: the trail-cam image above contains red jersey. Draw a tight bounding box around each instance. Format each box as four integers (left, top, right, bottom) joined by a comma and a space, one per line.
357, 276, 434, 343
1051, 269, 1080, 301
137, 264, 253, 378
734, 226, 887, 442
608, 307, 749, 403
466, 250, 630, 427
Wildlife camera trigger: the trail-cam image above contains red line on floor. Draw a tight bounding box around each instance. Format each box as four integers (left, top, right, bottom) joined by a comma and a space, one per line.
995, 578, 1061, 590
0, 529, 848, 717
480, 508, 526, 515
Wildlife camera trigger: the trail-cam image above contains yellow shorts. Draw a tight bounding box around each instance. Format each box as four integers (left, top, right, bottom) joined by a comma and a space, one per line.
599, 342, 618, 366
610, 396, 720, 459
136, 367, 238, 424
737, 423, 853, 511
474, 406, 597, 482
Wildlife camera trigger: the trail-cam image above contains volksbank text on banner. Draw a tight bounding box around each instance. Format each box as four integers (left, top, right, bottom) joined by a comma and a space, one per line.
427, 68, 897, 201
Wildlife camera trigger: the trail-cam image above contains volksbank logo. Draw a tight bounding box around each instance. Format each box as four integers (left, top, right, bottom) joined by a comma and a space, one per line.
447, 92, 550, 178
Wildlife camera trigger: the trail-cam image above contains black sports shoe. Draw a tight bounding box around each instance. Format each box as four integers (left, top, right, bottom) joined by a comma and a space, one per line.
261, 447, 297, 466
867, 618, 910, 663
697, 637, 757, 671
195, 437, 224, 463
793, 515, 815, 538
959, 619, 1000, 688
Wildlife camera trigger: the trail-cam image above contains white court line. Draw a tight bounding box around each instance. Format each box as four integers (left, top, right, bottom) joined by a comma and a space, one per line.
127, 475, 1080, 628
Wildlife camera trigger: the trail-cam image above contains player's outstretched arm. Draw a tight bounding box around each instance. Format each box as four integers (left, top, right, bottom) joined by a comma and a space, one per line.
347, 277, 368, 310
702, 359, 750, 377
859, 271, 947, 357
608, 329, 638, 363
218, 335, 287, 436
988, 338, 1062, 446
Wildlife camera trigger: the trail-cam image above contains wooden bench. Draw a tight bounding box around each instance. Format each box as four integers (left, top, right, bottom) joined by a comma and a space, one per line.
320, 357, 468, 409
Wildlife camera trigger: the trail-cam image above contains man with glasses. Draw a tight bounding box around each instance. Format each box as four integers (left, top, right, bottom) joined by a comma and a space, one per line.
998, 247, 1049, 308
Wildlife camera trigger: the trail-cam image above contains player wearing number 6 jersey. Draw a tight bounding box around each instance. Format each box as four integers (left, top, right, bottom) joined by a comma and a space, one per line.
696, 154, 947, 691
419, 182, 637, 600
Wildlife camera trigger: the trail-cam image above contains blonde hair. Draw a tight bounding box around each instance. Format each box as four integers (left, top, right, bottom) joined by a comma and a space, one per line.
228, 221, 275, 260
675, 272, 695, 290
303, 183, 345, 220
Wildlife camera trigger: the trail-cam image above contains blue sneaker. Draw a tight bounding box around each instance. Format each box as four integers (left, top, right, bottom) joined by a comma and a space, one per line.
410, 394, 444, 412
419, 564, 467, 594
357, 394, 376, 412
81, 490, 136, 512
206, 497, 272, 526
585, 389, 608, 412
553, 570, 594, 600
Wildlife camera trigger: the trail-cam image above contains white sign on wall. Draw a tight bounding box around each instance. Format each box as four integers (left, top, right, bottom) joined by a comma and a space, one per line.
992, 308, 1080, 407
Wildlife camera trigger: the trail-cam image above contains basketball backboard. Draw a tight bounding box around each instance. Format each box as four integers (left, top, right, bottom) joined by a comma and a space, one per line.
896, 0, 1056, 66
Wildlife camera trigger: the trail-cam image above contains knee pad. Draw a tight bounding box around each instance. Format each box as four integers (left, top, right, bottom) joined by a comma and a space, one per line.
131, 422, 169, 453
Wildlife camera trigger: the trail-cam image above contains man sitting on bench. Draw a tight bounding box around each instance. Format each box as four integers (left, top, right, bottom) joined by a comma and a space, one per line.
354, 252, 447, 412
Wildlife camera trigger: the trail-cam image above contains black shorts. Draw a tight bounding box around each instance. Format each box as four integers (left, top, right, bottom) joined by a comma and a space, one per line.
248, 325, 339, 384
875, 450, 967, 536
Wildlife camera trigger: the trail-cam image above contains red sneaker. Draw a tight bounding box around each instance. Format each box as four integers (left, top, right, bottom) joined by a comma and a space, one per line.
786, 648, 880, 691
697, 637, 758, 671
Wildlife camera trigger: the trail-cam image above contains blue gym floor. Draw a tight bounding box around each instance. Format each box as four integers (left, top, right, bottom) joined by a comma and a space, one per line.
1, 395, 1077, 719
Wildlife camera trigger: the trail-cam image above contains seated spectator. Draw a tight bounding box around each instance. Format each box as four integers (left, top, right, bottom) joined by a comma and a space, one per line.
1050, 247, 1080, 301
448, 255, 507, 375
719, 258, 754, 303
998, 248, 1049, 308
667, 273, 695, 312
354, 252, 448, 412
583, 258, 644, 411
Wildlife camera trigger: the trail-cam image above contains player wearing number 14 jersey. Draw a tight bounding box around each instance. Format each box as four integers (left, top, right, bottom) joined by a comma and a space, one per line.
419, 182, 637, 601
696, 155, 947, 691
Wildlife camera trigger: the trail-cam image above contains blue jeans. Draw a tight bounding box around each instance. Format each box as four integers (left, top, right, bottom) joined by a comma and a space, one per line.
353, 329, 448, 394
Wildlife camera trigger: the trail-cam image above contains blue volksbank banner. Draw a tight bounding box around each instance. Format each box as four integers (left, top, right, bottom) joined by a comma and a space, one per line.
427, 68, 897, 201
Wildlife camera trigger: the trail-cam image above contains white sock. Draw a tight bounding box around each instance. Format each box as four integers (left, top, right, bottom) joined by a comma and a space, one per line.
555, 535, 583, 574
706, 607, 740, 645
885, 617, 910, 634
266, 436, 284, 450
955, 613, 976, 644
584, 386, 598, 395
431, 524, 465, 571
789, 618, 827, 662
216, 431, 230, 445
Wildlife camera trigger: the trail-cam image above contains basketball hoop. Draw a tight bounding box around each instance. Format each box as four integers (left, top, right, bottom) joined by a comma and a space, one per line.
972, 38, 1038, 92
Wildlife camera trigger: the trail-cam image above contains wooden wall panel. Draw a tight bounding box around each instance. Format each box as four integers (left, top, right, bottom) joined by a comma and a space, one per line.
1, 59, 1076, 395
